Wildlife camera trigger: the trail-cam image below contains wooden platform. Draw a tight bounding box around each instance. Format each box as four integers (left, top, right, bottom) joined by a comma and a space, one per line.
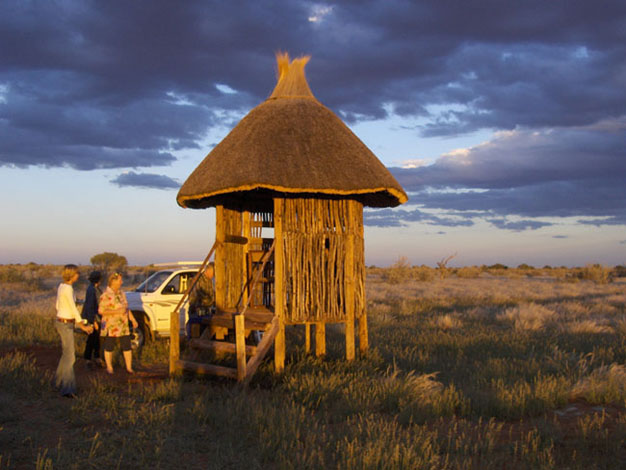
179, 316, 279, 383
203, 306, 274, 330
173, 238, 279, 383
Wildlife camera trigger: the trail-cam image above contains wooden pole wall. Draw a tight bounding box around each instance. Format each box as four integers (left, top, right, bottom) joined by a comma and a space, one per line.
279, 198, 365, 325
242, 211, 251, 307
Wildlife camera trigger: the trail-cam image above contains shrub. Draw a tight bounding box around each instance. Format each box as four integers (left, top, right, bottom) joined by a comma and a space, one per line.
578, 264, 612, 284
488, 263, 508, 270
455, 266, 482, 279
0, 267, 25, 283
410, 265, 436, 281
382, 257, 412, 284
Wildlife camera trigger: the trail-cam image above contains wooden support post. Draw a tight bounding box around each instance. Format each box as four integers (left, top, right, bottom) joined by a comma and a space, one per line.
273, 198, 285, 372
235, 314, 246, 382
358, 314, 369, 356
345, 201, 356, 361
305, 323, 311, 353
169, 310, 181, 375
215, 205, 226, 312
356, 201, 368, 356
315, 322, 326, 357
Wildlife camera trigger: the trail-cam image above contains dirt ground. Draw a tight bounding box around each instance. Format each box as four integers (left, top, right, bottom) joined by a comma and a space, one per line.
6, 344, 169, 389
8, 343, 625, 426
3, 343, 626, 468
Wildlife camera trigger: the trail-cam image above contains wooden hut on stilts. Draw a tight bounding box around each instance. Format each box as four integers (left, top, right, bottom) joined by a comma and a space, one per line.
170, 53, 407, 382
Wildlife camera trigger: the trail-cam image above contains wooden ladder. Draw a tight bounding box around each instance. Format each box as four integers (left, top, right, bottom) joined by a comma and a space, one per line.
176, 240, 277, 384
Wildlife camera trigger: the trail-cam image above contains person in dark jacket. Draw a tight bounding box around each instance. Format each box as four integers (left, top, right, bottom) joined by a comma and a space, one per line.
82, 270, 103, 368
186, 263, 215, 338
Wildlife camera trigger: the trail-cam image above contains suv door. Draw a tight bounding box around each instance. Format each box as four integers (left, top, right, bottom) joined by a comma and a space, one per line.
152, 271, 196, 333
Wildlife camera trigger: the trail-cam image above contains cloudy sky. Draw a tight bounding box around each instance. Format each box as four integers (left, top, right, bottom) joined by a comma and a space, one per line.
1, 0, 625, 267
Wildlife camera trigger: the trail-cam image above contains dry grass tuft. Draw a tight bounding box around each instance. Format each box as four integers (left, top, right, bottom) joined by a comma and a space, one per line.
436, 313, 463, 330
613, 317, 626, 336
497, 303, 556, 331
556, 301, 590, 317
562, 320, 613, 334
570, 363, 626, 403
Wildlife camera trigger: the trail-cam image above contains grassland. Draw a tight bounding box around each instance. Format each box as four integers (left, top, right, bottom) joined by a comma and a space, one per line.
1, 264, 625, 469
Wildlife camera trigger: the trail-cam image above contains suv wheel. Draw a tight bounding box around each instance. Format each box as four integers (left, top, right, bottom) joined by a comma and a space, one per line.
130, 313, 149, 351
130, 326, 145, 351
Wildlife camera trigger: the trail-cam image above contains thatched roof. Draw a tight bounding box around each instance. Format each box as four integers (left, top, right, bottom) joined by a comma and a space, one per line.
177, 53, 408, 209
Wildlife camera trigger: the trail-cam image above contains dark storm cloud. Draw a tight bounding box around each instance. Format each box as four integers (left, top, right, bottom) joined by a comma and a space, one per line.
380, 118, 626, 228
364, 207, 476, 228
487, 219, 552, 231
391, 120, 626, 191
0, 0, 306, 169
400, 179, 626, 222
309, 1, 626, 130
577, 215, 626, 227
111, 172, 180, 190
1, 0, 626, 170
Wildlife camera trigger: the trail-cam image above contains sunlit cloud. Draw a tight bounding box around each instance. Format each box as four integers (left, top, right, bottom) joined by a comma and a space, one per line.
308, 5, 333, 23
0, 83, 7, 104
215, 83, 238, 94
165, 91, 195, 106
400, 158, 429, 169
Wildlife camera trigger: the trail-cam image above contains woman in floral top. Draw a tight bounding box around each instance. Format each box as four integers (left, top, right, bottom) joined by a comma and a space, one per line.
99, 272, 138, 374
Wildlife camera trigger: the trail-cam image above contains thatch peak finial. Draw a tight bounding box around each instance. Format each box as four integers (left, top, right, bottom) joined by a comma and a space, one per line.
269, 52, 315, 100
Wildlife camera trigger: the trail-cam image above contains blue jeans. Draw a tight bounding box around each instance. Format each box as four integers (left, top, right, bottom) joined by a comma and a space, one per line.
55, 321, 76, 395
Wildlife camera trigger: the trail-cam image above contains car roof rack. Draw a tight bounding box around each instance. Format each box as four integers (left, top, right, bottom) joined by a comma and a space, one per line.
152, 261, 203, 268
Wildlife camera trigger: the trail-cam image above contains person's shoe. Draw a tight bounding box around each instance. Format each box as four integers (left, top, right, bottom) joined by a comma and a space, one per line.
125, 369, 135, 375
62, 393, 77, 399
94, 358, 106, 368
86, 361, 96, 371
106, 368, 114, 375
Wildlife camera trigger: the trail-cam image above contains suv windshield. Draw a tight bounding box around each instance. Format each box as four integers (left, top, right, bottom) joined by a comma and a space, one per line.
135, 271, 173, 293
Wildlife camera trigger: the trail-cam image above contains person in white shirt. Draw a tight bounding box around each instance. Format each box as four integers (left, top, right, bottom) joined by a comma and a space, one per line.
54, 264, 92, 398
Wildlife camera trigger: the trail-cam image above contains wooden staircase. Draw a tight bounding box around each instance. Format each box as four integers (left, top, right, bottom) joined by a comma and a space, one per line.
175, 240, 277, 384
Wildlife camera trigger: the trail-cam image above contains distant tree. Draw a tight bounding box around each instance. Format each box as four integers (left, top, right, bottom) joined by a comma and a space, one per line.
488, 263, 508, 270
436, 253, 457, 279
90, 252, 128, 273
517, 263, 534, 270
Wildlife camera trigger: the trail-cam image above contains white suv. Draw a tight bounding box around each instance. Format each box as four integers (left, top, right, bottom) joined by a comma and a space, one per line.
125, 262, 201, 349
